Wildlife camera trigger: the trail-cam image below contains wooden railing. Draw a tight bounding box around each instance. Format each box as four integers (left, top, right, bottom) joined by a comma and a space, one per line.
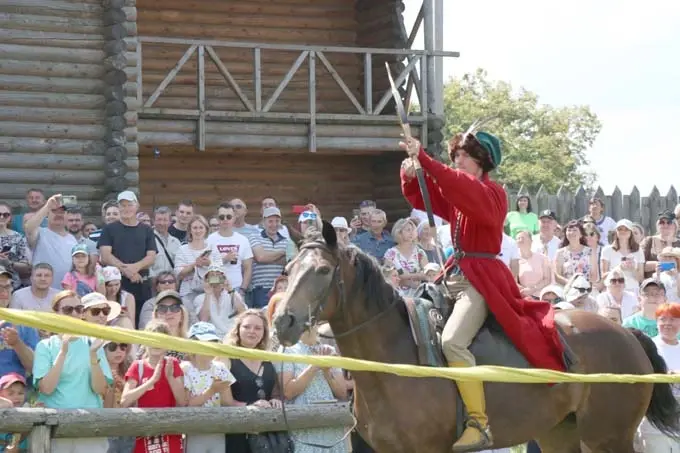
135, 37, 459, 152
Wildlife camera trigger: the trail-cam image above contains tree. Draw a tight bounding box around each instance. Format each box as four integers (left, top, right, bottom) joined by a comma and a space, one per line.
442, 69, 602, 193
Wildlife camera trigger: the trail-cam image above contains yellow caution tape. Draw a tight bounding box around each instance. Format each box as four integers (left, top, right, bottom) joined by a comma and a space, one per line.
2, 307, 679, 384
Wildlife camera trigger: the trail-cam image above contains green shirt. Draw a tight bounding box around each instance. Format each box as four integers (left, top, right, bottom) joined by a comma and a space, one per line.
622, 313, 680, 339
505, 211, 539, 238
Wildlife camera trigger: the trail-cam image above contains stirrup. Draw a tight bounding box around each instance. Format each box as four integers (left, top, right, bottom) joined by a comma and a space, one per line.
452, 419, 493, 453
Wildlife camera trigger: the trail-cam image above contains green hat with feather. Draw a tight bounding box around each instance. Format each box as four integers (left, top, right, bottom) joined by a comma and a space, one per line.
462, 116, 502, 169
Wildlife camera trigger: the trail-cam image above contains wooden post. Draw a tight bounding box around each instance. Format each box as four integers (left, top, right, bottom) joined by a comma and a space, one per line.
422, 0, 437, 116
308, 51, 317, 153
28, 425, 51, 453
197, 45, 206, 152
364, 53, 372, 114
434, 0, 445, 116
253, 48, 262, 112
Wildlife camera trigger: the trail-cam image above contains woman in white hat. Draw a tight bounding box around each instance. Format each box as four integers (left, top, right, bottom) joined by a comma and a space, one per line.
80, 292, 121, 326
653, 247, 680, 302
596, 268, 637, 323
601, 219, 644, 295
102, 266, 136, 326
331, 217, 351, 247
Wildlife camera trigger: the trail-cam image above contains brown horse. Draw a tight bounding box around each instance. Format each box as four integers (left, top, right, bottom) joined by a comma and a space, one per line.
273, 223, 680, 453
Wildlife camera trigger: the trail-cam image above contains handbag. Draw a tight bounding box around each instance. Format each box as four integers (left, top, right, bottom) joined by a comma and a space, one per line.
246, 431, 295, 453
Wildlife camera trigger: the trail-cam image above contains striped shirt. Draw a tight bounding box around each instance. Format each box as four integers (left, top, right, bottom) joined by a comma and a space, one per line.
250, 230, 288, 288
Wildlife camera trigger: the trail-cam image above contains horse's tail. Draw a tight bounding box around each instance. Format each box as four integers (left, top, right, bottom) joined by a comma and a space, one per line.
630, 328, 680, 439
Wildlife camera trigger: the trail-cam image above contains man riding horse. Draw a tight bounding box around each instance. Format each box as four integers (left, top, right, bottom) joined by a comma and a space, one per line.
400, 127, 566, 452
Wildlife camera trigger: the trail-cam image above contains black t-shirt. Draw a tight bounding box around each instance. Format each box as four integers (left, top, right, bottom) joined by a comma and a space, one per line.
98, 221, 157, 276
168, 224, 187, 244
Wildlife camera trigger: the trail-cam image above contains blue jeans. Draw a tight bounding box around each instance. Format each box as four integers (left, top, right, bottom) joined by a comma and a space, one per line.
251, 287, 270, 309
527, 440, 542, 453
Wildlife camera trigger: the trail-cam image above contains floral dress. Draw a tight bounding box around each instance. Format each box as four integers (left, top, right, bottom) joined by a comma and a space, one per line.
383, 246, 427, 295
0, 231, 29, 289
557, 246, 592, 282
279, 343, 349, 453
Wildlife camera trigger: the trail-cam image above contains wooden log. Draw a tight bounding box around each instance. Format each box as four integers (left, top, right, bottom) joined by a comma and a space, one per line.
105, 130, 126, 147
124, 111, 138, 127
137, 0, 353, 17
0, 0, 103, 18
106, 116, 127, 132
122, 6, 137, 22
125, 171, 140, 186
103, 0, 125, 8
0, 30, 104, 50
0, 92, 106, 110
0, 13, 103, 35
0, 107, 105, 125
0, 122, 106, 140
0, 75, 105, 94
104, 24, 127, 40
106, 100, 127, 117
0, 43, 105, 64
105, 146, 128, 162
2, 153, 138, 171
103, 9, 127, 26
0, 184, 107, 200
27, 425, 51, 453
103, 85, 125, 102
124, 127, 137, 142
104, 54, 127, 72
0, 405, 353, 436
104, 69, 128, 86
0, 59, 104, 79
105, 162, 128, 178
105, 176, 129, 192
0, 168, 105, 185
125, 142, 140, 157
104, 40, 126, 56
0, 137, 106, 155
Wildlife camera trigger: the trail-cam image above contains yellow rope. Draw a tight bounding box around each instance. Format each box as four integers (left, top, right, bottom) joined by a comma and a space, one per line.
2, 307, 678, 384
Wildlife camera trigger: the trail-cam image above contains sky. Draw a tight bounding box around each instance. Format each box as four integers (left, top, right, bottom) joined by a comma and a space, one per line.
404, 0, 680, 196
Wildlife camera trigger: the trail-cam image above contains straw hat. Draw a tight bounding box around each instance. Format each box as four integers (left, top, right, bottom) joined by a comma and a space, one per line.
658, 247, 680, 261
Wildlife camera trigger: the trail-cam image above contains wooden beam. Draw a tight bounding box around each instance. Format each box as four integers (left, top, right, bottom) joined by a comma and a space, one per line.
0, 405, 353, 437
205, 46, 254, 112
364, 53, 372, 114
27, 425, 50, 453
316, 51, 365, 115
0, 122, 105, 140
408, 3, 425, 48
0, 43, 104, 64
0, 137, 106, 155
373, 56, 421, 115
136, 40, 143, 106
197, 45, 206, 151
2, 154, 137, 171
0, 107, 105, 125
308, 51, 317, 153
0, 74, 104, 95
143, 44, 197, 108
0, 59, 103, 79
0, 184, 107, 200
0, 92, 105, 109
253, 48, 262, 112
262, 51, 309, 113
0, 169, 105, 185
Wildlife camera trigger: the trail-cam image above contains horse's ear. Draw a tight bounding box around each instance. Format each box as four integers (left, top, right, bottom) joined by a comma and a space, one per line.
321, 220, 337, 248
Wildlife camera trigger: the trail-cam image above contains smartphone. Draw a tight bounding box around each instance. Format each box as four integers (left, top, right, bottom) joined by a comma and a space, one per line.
352, 209, 361, 218
207, 274, 223, 285
659, 262, 676, 272
61, 195, 78, 208
292, 205, 306, 214
200, 249, 212, 258
1, 245, 11, 254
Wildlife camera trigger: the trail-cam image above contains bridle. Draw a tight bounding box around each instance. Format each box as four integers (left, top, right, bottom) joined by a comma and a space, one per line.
296, 241, 399, 339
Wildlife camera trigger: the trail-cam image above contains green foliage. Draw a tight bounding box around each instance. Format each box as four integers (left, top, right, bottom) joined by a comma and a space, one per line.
442, 69, 602, 193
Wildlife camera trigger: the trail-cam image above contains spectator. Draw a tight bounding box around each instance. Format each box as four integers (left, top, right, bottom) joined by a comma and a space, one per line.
11, 189, 47, 234
423, 263, 441, 282
596, 269, 637, 322
531, 210, 561, 261
554, 220, 596, 286
229, 198, 258, 238
623, 279, 668, 337
120, 321, 185, 453
515, 230, 551, 299
207, 203, 253, 298
65, 207, 98, 256
352, 209, 395, 263
383, 218, 427, 296
80, 292, 121, 326
182, 322, 239, 453
195, 266, 246, 339
349, 200, 376, 235
149, 206, 181, 279
0, 266, 39, 380
82, 222, 97, 239
24, 194, 78, 289
562, 274, 598, 312
174, 215, 220, 309
169, 200, 195, 243
499, 232, 520, 278
138, 272, 178, 330
330, 217, 351, 247
33, 290, 112, 451
0, 201, 30, 290
652, 247, 680, 303
102, 266, 136, 327
601, 219, 644, 295
416, 220, 443, 264
103, 338, 135, 453
136, 212, 151, 226
539, 285, 564, 305
208, 217, 219, 235
381, 265, 403, 296
147, 290, 190, 360
220, 310, 283, 452
504, 195, 539, 237
410, 207, 445, 228
632, 223, 645, 245
99, 191, 157, 327
583, 223, 604, 293
279, 324, 348, 453
250, 207, 288, 309
268, 275, 288, 299
640, 210, 680, 279
585, 197, 617, 241
61, 243, 104, 297
88, 200, 120, 244
0, 373, 28, 452
256, 197, 290, 239
10, 263, 59, 312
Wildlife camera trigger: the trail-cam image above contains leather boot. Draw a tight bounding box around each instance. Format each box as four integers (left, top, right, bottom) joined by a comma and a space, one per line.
449, 362, 493, 452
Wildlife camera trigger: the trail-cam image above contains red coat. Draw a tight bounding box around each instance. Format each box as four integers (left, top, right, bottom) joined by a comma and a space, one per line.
401, 149, 565, 372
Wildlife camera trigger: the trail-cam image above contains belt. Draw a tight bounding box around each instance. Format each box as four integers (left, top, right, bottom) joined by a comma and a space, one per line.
435, 249, 498, 285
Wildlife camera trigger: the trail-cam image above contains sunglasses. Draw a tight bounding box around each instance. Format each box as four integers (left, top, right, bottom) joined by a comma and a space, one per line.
61, 305, 84, 315
218, 214, 233, 221
299, 211, 317, 221
0, 213, 10, 219
659, 219, 674, 225
156, 303, 182, 314
233, 204, 244, 209
609, 278, 625, 284
158, 279, 176, 285
106, 342, 129, 352
88, 306, 112, 317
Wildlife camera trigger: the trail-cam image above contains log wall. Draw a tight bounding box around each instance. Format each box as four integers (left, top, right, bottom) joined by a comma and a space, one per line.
138, 145, 409, 224
135, 0, 364, 116
0, 0, 138, 216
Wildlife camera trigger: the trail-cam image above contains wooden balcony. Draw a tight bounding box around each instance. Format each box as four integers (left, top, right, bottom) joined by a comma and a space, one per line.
134, 36, 459, 153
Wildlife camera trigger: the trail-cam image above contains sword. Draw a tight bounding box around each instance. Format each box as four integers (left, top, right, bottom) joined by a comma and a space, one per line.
385, 62, 448, 278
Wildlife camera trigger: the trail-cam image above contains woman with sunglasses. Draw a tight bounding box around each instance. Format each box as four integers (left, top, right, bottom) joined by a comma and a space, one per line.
104, 336, 134, 453
138, 271, 179, 330
595, 269, 637, 323
601, 219, 644, 296
0, 202, 30, 290
221, 310, 283, 453
33, 290, 113, 452
640, 210, 680, 278
147, 290, 189, 361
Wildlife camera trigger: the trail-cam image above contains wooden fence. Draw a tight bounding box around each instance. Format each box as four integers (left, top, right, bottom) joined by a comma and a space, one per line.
1, 404, 353, 453
506, 185, 680, 235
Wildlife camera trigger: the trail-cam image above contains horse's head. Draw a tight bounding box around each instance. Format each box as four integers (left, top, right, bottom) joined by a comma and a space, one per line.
274, 220, 344, 346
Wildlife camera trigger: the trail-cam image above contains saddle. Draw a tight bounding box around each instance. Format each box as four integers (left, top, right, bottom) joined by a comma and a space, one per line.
403, 282, 577, 438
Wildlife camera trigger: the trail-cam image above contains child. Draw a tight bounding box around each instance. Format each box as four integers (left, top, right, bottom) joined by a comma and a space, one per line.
381, 265, 404, 296
423, 263, 442, 283
61, 243, 104, 297
104, 341, 135, 453
120, 322, 186, 453
182, 322, 238, 453
0, 373, 27, 452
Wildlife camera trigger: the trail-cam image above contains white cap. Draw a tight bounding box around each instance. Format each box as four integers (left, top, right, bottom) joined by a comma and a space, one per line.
564, 274, 591, 303
616, 218, 633, 231
102, 266, 122, 283
80, 292, 122, 321
262, 207, 281, 218
424, 263, 441, 274
539, 284, 564, 300
117, 190, 138, 203
331, 216, 349, 231
554, 302, 576, 310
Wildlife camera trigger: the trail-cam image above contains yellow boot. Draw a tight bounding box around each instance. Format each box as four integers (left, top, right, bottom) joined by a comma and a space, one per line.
450, 362, 493, 452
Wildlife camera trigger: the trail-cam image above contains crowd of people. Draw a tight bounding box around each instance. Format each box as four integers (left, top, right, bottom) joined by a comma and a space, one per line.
0, 187, 679, 453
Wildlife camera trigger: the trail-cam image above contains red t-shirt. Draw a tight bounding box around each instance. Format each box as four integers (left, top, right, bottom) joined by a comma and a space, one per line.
125, 357, 184, 453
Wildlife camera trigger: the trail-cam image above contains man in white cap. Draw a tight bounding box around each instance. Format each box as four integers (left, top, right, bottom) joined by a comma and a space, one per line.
331, 217, 351, 246
99, 191, 157, 327
250, 207, 289, 309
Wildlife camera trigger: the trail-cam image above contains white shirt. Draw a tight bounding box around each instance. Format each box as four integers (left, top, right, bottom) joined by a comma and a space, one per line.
652, 336, 680, 372
436, 225, 452, 250
207, 231, 253, 289
531, 234, 560, 261
150, 230, 181, 278
596, 290, 638, 320
600, 246, 644, 293
498, 234, 520, 268
592, 216, 617, 244
410, 209, 445, 227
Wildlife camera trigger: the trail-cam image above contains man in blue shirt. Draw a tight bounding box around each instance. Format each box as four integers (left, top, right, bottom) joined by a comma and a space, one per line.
0, 266, 39, 379
351, 209, 395, 263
